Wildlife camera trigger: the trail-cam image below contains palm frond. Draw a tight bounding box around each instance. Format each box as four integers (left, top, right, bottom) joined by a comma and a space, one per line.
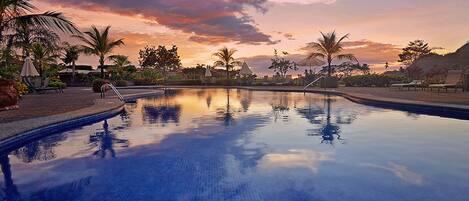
335, 54, 358, 62
11, 11, 80, 34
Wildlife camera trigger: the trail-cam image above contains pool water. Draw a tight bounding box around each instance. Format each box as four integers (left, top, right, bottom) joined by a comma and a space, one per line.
1, 89, 469, 201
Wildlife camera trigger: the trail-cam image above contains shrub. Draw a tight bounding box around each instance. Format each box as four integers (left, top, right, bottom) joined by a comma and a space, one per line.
165, 79, 202, 85
319, 77, 339, 88
114, 80, 128, 87
48, 78, 67, 89
342, 74, 408, 87
92, 79, 109, 93
48, 80, 67, 89
132, 69, 162, 86
15, 80, 28, 95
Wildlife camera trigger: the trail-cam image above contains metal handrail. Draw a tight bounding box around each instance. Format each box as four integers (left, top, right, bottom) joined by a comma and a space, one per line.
101, 83, 124, 102
303, 76, 324, 91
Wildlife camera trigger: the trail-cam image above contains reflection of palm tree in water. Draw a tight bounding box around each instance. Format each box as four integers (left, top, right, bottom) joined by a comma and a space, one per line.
13, 133, 67, 163
300, 94, 343, 145
0, 154, 21, 201
89, 120, 129, 158
216, 89, 234, 127
319, 95, 343, 144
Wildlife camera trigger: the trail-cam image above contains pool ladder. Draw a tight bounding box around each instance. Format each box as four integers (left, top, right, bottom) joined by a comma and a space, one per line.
101, 83, 124, 102
303, 76, 325, 92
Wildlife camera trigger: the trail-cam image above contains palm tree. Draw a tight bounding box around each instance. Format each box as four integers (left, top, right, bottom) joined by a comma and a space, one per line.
307, 31, 358, 77
213, 47, 241, 80
109, 54, 131, 79
0, 0, 79, 43
109, 55, 131, 68
61, 42, 80, 82
30, 42, 59, 84
8, 23, 60, 57
75, 26, 124, 78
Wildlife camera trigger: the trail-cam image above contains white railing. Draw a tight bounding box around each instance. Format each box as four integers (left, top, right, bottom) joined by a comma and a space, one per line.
101, 83, 124, 102
303, 76, 324, 91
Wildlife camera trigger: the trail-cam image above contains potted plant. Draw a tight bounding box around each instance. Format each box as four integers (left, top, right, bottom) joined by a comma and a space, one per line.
0, 78, 19, 110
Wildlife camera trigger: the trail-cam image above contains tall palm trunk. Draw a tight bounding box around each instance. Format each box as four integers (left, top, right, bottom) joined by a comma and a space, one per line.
71, 60, 76, 83
226, 65, 230, 80
99, 55, 105, 78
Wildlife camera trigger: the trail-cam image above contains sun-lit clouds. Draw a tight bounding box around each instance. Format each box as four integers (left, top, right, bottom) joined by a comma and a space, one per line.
240, 40, 402, 75
39, 0, 277, 45
60, 30, 210, 67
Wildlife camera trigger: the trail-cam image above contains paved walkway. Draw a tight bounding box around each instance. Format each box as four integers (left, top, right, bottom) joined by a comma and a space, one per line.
0, 88, 162, 141
0, 88, 161, 123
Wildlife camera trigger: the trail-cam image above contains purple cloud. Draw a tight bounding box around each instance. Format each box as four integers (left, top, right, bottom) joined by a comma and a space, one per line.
43, 0, 275, 45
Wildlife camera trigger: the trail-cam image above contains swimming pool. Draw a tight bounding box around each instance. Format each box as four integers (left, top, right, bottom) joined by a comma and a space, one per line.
1, 89, 469, 201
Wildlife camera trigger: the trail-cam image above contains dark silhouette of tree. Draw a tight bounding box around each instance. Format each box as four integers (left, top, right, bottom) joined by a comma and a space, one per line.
75, 26, 124, 78
398, 40, 436, 67
138, 45, 181, 81
213, 47, 241, 81
268, 49, 297, 78
306, 31, 358, 77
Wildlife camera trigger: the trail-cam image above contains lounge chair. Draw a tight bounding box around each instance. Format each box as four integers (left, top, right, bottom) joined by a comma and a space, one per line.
428, 70, 464, 92
23, 77, 62, 93
391, 80, 425, 90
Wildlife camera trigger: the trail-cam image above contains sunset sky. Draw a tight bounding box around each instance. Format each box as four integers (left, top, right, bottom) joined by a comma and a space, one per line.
35, 0, 469, 75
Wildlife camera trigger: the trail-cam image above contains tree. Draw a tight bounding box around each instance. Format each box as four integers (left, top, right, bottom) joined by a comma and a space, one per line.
108, 54, 131, 80
30, 42, 59, 84
398, 40, 434, 67
268, 49, 297, 78
138, 45, 181, 80
61, 42, 80, 82
8, 23, 60, 57
213, 47, 241, 80
75, 26, 124, 78
306, 31, 358, 77
0, 0, 78, 44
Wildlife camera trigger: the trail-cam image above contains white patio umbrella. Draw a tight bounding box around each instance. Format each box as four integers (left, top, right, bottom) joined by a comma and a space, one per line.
205, 67, 212, 77
20, 57, 39, 77
239, 61, 253, 76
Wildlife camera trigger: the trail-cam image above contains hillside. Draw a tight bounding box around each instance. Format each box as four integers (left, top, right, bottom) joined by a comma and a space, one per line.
410, 42, 469, 73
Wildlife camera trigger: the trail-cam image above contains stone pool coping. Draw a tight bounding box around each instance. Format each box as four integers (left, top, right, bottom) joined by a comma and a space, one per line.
0, 91, 162, 147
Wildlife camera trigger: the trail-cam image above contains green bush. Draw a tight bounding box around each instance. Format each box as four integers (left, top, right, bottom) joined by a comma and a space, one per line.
319, 77, 339, 88
213, 79, 236, 86
132, 69, 162, 86
48, 80, 67, 89
92, 79, 109, 93
342, 74, 408, 87
165, 79, 202, 85
114, 80, 128, 87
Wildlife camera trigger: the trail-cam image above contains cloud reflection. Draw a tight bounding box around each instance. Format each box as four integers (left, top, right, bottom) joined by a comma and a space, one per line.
258, 149, 331, 173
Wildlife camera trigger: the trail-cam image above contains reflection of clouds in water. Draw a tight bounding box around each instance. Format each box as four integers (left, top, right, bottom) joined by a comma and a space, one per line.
359, 162, 425, 185
258, 149, 332, 173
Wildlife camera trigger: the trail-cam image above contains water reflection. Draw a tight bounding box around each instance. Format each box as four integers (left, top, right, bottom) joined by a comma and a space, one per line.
216, 89, 235, 127
1, 89, 468, 201
13, 134, 67, 163
0, 155, 20, 201
89, 120, 129, 158
297, 95, 344, 145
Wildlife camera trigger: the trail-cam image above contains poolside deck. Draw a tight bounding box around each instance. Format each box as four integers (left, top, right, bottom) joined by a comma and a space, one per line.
0, 88, 161, 123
